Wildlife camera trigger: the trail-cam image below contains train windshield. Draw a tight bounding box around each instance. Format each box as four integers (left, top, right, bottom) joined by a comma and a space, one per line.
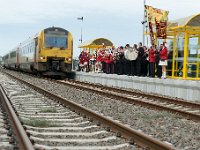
44, 34, 68, 49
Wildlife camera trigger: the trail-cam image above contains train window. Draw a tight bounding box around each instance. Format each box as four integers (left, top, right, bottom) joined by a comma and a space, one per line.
10, 51, 16, 58
5, 55, 9, 59
44, 34, 68, 49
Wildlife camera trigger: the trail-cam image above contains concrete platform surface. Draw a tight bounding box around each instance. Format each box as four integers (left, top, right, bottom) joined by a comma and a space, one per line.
75, 72, 200, 102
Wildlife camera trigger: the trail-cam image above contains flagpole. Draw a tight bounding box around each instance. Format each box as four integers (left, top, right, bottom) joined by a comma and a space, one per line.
143, 0, 146, 45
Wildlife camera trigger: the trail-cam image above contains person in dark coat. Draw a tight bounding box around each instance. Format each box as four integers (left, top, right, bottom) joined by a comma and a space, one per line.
167, 51, 173, 76
136, 42, 144, 76
141, 46, 149, 76
118, 46, 125, 75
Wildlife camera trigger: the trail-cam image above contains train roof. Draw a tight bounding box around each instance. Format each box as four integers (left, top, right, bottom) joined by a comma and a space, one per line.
3, 27, 71, 57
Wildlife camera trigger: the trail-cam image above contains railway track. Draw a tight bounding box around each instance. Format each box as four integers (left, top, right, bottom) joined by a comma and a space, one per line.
0, 82, 34, 150
57, 79, 200, 122
0, 103, 15, 150
1, 70, 176, 149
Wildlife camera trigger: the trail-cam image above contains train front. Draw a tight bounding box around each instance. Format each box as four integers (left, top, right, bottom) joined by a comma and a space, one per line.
38, 27, 73, 76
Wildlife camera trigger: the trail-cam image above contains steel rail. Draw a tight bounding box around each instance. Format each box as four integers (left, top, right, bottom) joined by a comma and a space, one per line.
68, 79, 200, 109
0, 85, 34, 150
5, 71, 175, 150
56, 79, 200, 122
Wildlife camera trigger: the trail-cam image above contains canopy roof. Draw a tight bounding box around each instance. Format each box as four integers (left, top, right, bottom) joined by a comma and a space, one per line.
168, 13, 200, 29
78, 38, 113, 48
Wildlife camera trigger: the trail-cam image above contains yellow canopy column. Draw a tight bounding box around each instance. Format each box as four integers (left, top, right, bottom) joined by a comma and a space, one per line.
183, 32, 189, 79
197, 34, 200, 78
172, 33, 176, 78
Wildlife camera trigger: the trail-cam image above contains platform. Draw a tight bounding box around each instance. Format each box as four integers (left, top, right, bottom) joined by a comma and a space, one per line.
75, 72, 200, 102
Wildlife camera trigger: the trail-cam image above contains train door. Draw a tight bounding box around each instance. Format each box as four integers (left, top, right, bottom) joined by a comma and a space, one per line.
34, 37, 38, 70
16, 48, 19, 69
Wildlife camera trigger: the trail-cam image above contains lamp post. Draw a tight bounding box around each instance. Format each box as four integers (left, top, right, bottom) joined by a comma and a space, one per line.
77, 16, 83, 43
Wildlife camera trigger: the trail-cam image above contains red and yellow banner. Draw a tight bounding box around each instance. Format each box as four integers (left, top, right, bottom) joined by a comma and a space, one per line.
155, 20, 167, 39
145, 5, 169, 41
145, 5, 169, 24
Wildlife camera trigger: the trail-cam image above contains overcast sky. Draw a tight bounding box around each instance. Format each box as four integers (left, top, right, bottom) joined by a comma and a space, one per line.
0, 0, 200, 58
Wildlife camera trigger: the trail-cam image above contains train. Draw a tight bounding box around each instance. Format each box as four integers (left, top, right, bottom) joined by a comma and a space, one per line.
2, 27, 73, 77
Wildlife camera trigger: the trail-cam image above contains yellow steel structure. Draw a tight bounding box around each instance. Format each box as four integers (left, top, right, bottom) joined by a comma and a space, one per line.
165, 13, 200, 80
78, 38, 113, 54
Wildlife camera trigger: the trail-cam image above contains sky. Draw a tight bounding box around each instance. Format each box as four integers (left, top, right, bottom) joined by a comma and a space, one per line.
0, 0, 200, 58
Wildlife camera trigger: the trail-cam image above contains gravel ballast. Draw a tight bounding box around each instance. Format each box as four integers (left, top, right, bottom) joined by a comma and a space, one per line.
3, 71, 200, 150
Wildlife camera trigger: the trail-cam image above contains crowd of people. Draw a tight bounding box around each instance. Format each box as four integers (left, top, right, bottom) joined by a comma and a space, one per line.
78, 42, 168, 79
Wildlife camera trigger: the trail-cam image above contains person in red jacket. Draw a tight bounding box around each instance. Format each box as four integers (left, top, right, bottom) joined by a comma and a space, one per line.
79, 51, 86, 71
159, 42, 168, 79
95, 50, 103, 72
79, 51, 89, 72
104, 50, 113, 74
149, 46, 155, 77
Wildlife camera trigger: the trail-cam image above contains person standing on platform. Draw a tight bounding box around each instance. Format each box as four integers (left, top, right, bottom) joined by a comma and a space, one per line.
131, 44, 138, 76
113, 50, 119, 74
125, 44, 138, 76
136, 42, 144, 76
79, 51, 89, 72
141, 46, 149, 77
95, 50, 104, 73
101, 48, 106, 73
149, 46, 155, 77
159, 42, 168, 79
104, 49, 113, 74
155, 45, 162, 78
118, 46, 125, 75
124, 44, 131, 75
89, 54, 96, 72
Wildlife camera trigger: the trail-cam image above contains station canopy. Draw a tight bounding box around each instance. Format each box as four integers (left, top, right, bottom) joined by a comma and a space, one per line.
167, 13, 200, 31
166, 13, 200, 80
78, 38, 113, 48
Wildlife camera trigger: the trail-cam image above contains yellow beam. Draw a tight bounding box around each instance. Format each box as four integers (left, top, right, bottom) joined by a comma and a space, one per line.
197, 34, 200, 78
168, 29, 200, 34
187, 31, 200, 35
185, 26, 200, 30
183, 32, 189, 79
172, 33, 177, 78
198, 34, 200, 45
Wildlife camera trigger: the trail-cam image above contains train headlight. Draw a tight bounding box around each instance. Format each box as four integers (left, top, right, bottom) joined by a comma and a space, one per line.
66, 58, 72, 61
40, 56, 46, 60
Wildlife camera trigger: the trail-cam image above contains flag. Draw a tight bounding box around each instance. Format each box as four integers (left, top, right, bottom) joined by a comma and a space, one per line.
149, 22, 156, 46
145, 5, 169, 24
155, 19, 167, 39
145, 5, 169, 41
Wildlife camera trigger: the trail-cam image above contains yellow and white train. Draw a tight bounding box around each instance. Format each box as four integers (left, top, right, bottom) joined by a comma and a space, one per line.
3, 27, 73, 76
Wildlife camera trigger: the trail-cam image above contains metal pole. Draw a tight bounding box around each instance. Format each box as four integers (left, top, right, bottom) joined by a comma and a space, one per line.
77, 17, 83, 54
77, 17, 83, 43
81, 17, 83, 43
81, 27, 83, 43
143, 0, 146, 45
